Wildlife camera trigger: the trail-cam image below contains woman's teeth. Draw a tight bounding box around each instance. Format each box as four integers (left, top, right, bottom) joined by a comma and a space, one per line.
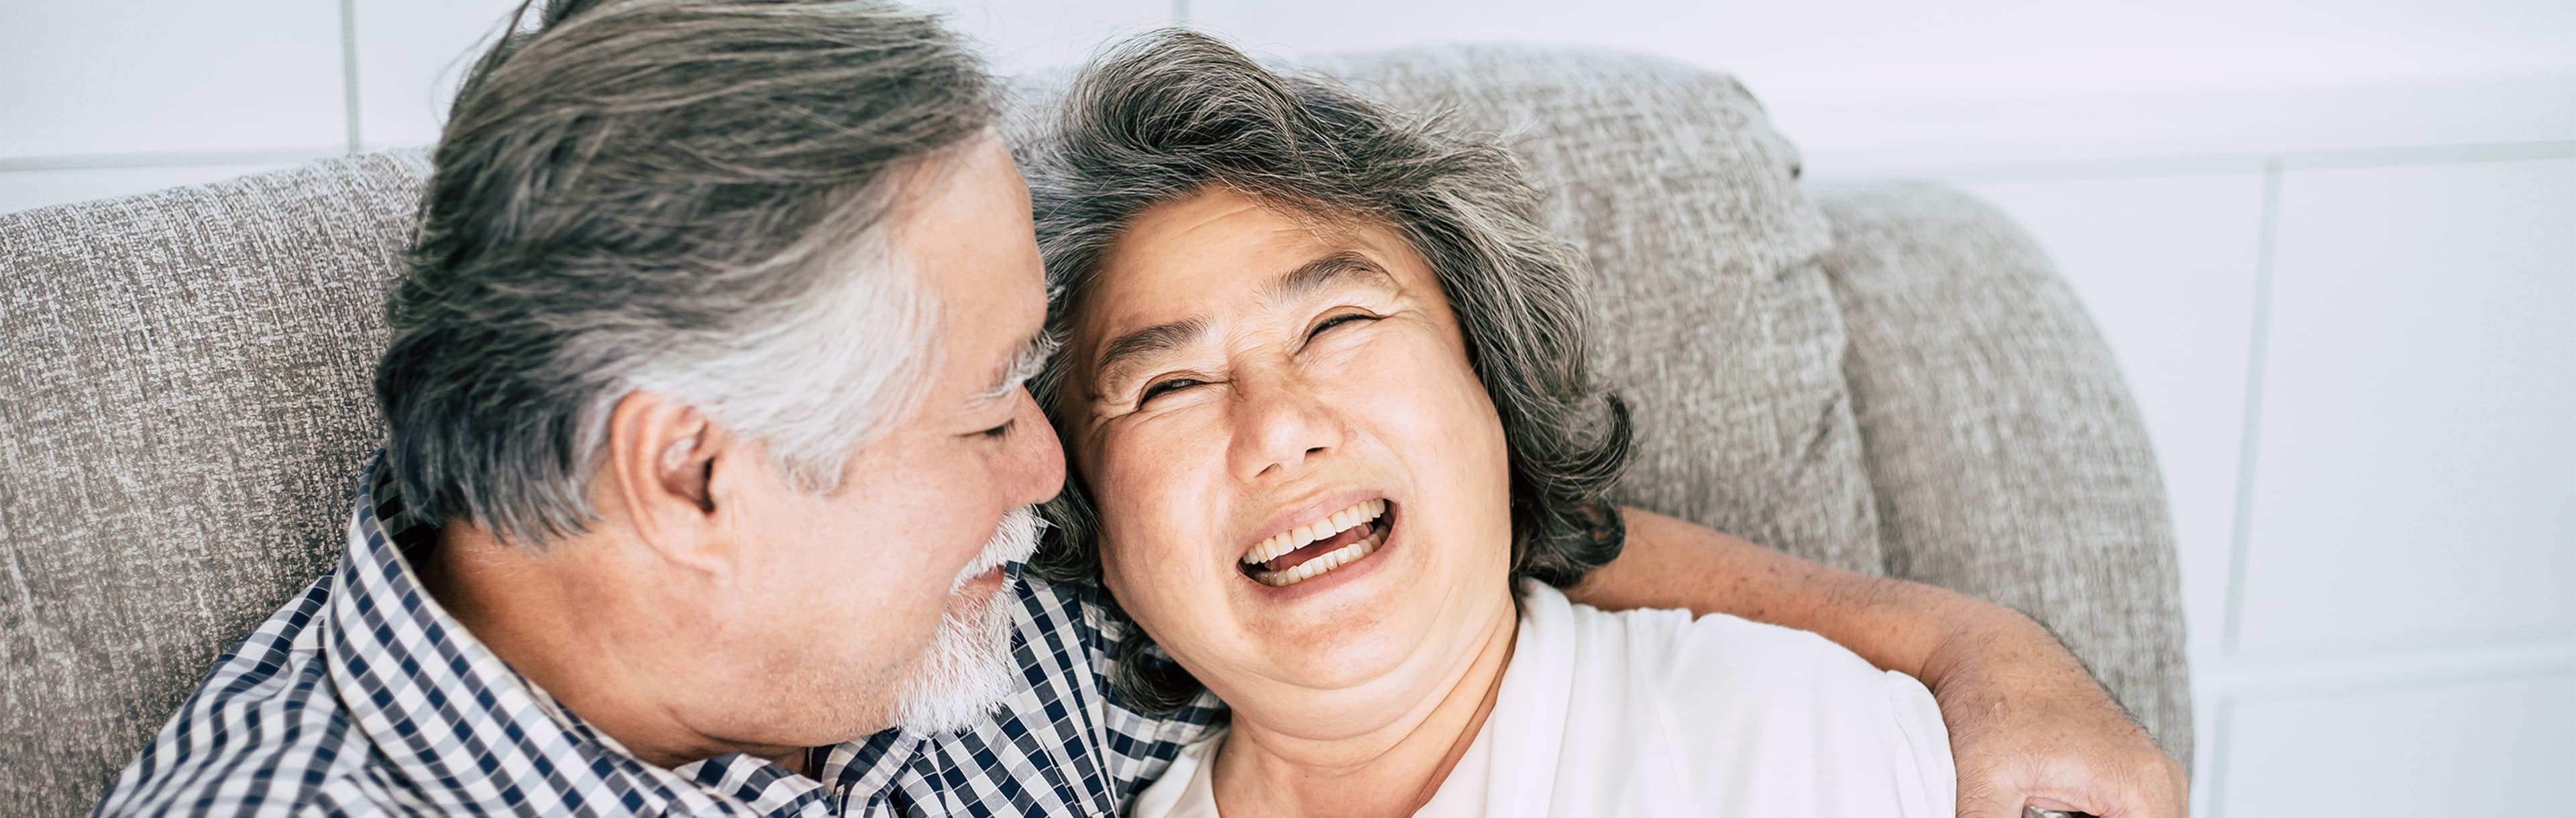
1242, 498, 1387, 566
1251, 527, 1386, 587
1240, 498, 1390, 587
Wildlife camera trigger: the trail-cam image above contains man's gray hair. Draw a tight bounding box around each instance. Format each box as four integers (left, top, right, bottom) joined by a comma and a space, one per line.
376, 0, 997, 547
1020, 30, 1633, 712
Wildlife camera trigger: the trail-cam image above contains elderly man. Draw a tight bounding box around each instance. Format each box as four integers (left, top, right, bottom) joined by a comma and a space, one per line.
94, 1, 2181, 816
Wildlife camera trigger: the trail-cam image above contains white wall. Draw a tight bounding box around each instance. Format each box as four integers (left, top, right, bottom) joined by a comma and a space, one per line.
4, 1, 2570, 814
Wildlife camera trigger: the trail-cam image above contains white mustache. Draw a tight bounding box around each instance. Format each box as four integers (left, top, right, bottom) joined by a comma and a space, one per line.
951, 505, 1044, 593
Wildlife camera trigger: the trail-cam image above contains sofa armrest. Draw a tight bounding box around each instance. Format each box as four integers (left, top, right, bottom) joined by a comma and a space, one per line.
1811, 180, 2194, 764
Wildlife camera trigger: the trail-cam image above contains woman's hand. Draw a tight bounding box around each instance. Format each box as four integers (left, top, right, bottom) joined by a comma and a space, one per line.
1923, 608, 2189, 818
1567, 507, 2188, 818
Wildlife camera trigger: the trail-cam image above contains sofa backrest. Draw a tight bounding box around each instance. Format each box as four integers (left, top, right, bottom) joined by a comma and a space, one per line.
1, 152, 429, 817
0, 46, 2185, 816
1297, 46, 1888, 576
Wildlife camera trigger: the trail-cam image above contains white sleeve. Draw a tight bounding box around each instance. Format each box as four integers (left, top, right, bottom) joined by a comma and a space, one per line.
1650, 613, 1957, 818
1880, 668, 1959, 818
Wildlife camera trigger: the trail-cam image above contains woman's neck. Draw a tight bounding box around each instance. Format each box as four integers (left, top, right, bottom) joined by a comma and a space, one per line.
1209, 591, 1520, 818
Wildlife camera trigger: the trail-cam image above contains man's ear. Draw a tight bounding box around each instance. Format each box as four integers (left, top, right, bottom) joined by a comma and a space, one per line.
601, 391, 735, 576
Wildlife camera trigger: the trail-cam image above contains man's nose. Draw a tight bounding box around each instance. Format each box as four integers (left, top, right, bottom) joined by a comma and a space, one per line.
1228, 372, 1342, 483
1004, 389, 1067, 505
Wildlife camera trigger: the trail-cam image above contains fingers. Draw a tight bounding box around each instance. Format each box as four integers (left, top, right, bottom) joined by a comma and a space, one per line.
2022, 756, 2186, 818
1955, 773, 2027, 818
1956, 740, 2186, 818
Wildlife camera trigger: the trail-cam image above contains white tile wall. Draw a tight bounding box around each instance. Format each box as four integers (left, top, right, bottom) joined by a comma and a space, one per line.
912, 0, 1173, 75
7, 0, 2574, 812
0, 0, 347, 158
1943, 156, 2576, 817
345, 0, 1176, 152
1185, 0, 2576, 90
0, 0, 1187, 212
2235, 158, 2576, 659
2216, 671, 2576, 815
351, 0, 527, 150
1184, 0, 2576, 167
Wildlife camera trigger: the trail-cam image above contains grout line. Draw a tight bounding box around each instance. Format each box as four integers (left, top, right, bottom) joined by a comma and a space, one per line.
16, 136, 2564, 177
0, 148, 347, 172
2204, 636, 2576, 701
2190, 637, 2576, 814
2202, 695, 2236, 818
2273, 140, 2576, 169
1812, 139, 2576, 183
2185, 679, 2220, 818
2220, 160, 2284, 659
339, 0, 364, 153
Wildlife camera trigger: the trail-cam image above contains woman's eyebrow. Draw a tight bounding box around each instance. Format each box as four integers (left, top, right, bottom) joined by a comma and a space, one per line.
1093, 315, 1208, 394
1263, 250, 1399, 304
1089, 251, 1391, 397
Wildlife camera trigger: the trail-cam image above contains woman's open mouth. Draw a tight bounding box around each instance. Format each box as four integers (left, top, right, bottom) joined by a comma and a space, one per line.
1238, 499, 1393, 587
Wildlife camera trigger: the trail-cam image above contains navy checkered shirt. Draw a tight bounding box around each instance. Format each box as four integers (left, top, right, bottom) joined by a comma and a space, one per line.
93, 459, 1224, 817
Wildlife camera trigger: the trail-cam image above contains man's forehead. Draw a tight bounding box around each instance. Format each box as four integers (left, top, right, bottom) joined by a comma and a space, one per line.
881, 139, 1048, 405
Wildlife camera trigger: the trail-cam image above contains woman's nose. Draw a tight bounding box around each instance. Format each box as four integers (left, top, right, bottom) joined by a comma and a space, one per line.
1229, 374, 1343, 483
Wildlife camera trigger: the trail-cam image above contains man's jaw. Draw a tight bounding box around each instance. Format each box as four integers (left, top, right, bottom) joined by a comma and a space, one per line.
888, 589, 1017, 734
890, 505, 1042, 735
952, 505, 1042, 592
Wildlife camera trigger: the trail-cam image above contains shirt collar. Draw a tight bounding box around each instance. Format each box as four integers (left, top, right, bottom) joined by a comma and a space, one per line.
321, 456, 837, 817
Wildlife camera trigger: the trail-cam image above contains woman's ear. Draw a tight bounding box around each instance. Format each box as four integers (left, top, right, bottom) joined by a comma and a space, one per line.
599, 391, 737, 576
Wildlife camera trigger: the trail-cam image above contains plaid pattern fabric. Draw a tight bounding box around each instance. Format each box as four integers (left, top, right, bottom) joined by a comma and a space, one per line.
94, 458, 1222, 817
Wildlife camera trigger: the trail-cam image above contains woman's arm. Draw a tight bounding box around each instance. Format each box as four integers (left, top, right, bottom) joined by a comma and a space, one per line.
1567, 507, 2188, 818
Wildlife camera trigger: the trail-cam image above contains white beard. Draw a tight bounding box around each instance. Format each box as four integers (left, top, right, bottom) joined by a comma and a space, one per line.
890, 505, 1041, 734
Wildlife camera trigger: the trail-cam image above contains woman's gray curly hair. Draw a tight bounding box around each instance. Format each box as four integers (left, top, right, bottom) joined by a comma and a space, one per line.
1020, 29, 1633, 713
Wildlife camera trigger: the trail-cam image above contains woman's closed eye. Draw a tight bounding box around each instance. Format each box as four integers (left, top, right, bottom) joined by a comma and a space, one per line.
1307, 311, 1379, 340
1138, 376, 1207, 405
1125, 313, 1377, 408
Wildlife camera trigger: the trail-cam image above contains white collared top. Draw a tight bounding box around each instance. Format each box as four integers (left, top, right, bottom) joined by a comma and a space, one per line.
1132, 580, 1954, 817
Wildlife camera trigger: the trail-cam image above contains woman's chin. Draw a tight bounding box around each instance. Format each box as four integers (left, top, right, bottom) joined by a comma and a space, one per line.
1212, 594, 1505, 734
1227, 564, 1468, 698
1251, 609, 1421, 686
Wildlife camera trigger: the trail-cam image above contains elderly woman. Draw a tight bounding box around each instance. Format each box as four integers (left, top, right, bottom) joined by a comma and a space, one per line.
1024, 31, 1951, 817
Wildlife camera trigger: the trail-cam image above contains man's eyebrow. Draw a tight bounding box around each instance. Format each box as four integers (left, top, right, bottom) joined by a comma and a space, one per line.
1092, 316, 1208, 395
975, 329, 1061, 403
1263, 250, 1399, 304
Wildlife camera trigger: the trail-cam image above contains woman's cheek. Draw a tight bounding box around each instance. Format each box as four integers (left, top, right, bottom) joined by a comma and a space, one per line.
1094, 416, 1219, 582
1371, 340, 1491, 455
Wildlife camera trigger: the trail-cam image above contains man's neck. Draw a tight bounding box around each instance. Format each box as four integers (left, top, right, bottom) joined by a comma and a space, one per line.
1210, 591, 1519, 818
413, 522, 802, 771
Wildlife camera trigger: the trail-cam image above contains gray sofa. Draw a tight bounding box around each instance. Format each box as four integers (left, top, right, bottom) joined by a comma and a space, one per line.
0, 46, 2189, 817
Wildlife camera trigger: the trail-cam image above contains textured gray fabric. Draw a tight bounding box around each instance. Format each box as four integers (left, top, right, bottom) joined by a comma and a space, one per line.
1305, 47, 1882, 574
1811, 181, 2194, 764
0, 49, 2189, 815
0, 152, 428, 818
